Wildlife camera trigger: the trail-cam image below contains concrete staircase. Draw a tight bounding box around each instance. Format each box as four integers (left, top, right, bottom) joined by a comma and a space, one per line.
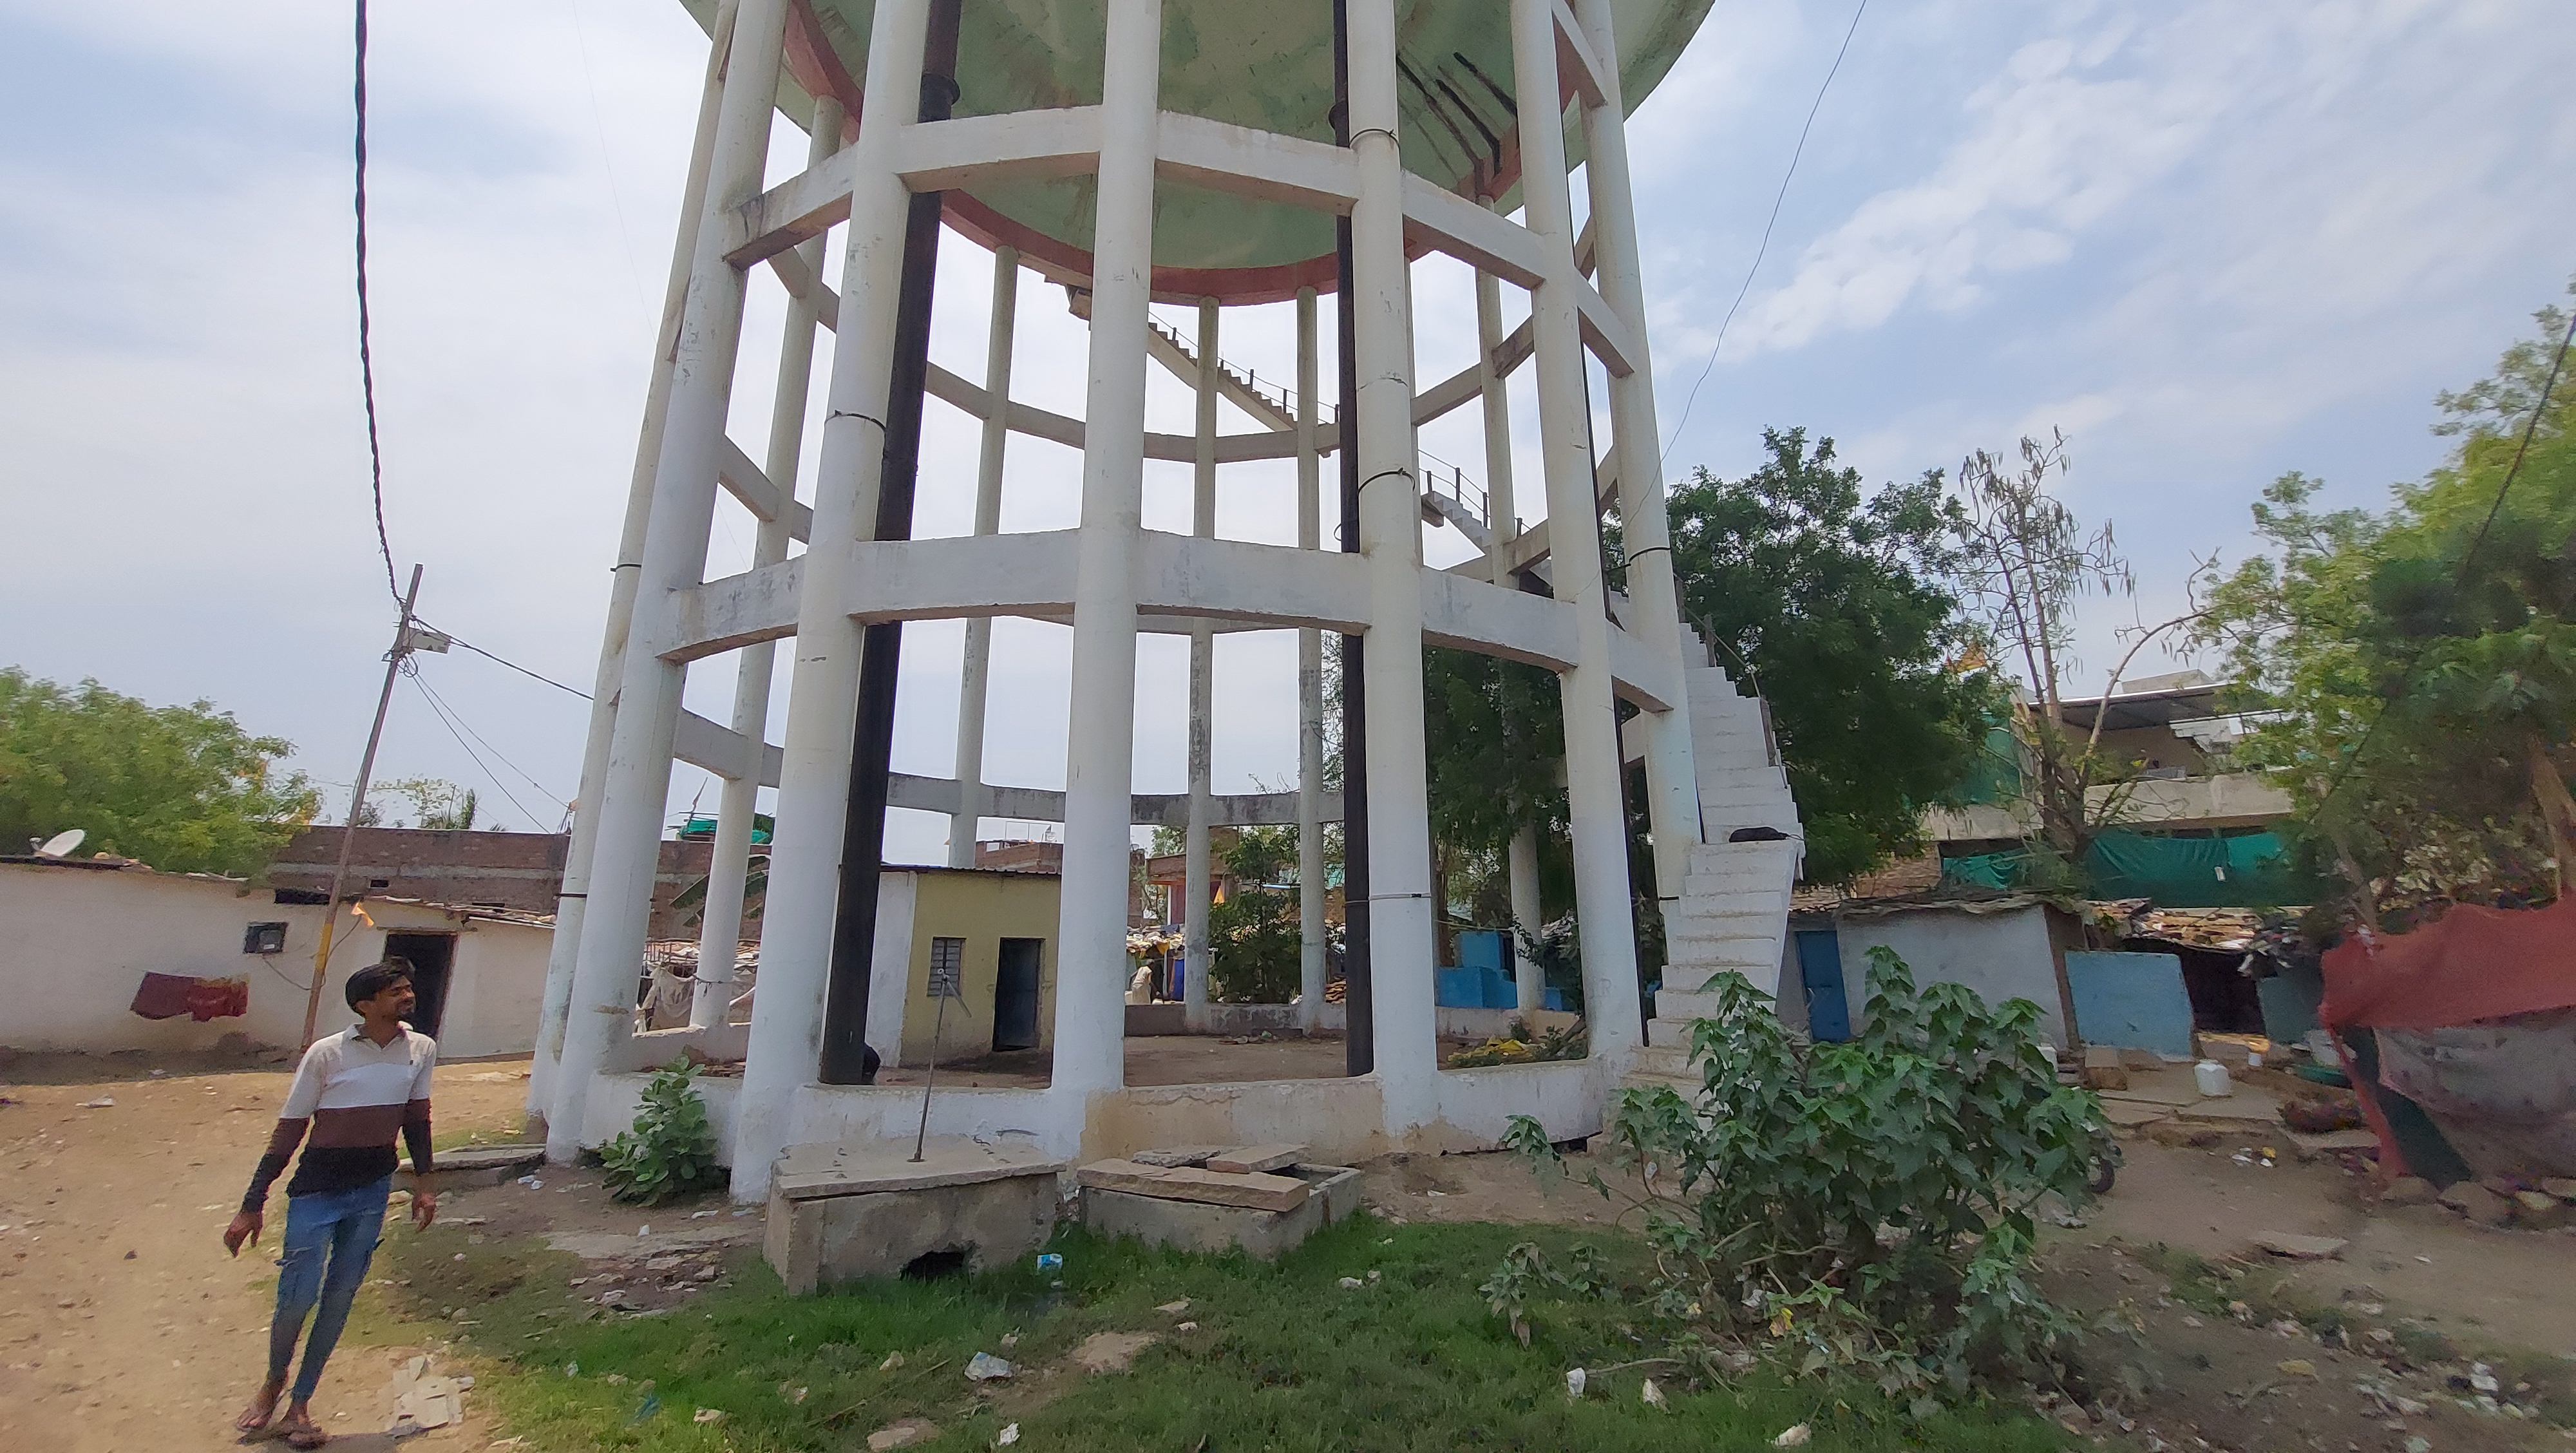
1621, 636, 1802, 1097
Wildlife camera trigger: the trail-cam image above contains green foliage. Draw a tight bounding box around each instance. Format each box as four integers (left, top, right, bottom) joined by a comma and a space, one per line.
0, 667, 319, 877
379, 776, 477, 830
1497, 949, 2105, 1401
1208, 824, 1304, 1003
1663, 430, 1991, 884
598, 1064, 724, 1206
1513, 915, 1584, 1016
382, 1212, 2071, 1452
2196, 283, 2576, 914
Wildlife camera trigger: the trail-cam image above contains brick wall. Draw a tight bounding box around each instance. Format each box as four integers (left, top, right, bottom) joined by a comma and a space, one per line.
269, 827, 721, 940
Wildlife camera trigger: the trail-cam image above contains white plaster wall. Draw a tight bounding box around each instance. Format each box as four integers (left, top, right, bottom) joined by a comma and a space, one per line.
1829, 904, 2067, 1049
0, 863, 549, 1056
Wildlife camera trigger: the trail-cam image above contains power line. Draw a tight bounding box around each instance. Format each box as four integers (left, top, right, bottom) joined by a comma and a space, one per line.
404, 669, 550, 828
353, 0, 400, 606
422, 625, 595, 700
2312, 301, 2576, 817
1660, 0, 1869, 468
411, 669, 569, 806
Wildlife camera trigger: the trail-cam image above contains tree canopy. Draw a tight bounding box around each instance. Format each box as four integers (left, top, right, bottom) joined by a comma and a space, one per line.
0, 667, 319, 877
1663, 428, 1991, 884
2198, 286, 2576, 920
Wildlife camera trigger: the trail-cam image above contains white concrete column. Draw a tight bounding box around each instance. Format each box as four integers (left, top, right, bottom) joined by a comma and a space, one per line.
1182, 295, 1218, 1030
1347, 0, 1441, 1134
1576, 0, 1703, 906
1049, 0, 1164, 1102
729, 0, 936, 1198
547, 0, 790, 1163
1508, 828, 1544, 1011
531, 0, 736, 1117
693, 94, 846, 1029
1473, 237, 1520, 582
1510, 0, 1642, 1067
1294, 287, 1329, 1032
947, 245, 1020, 868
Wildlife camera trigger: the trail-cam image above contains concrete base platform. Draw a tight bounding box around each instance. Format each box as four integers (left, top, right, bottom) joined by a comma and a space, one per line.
1081, 1164, 1365, 1259
402, 1143, 543, 1190
762, 1136, 1066, 1295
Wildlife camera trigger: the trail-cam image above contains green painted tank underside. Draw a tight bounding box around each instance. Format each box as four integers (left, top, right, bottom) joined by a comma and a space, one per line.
682, 0, 1712, 282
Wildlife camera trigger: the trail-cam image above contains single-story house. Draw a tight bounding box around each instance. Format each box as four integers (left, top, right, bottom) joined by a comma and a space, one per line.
1, 855, 551, 1058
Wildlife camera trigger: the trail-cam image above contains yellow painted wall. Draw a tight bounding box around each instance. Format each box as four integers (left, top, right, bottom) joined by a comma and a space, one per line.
896, 869, 1060, 1066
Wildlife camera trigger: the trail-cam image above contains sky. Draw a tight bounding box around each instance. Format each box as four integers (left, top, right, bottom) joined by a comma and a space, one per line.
2, 0, 2570, 866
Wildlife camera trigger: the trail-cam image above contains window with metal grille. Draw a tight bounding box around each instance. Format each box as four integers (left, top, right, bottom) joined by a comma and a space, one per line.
927, 936, 966, 1000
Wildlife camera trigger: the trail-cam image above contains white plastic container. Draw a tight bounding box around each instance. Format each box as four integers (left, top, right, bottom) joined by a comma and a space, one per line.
2194, 1059, 2234, 1097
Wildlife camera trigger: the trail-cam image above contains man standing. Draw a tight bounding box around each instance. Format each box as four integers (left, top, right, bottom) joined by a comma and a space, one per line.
225, 960, 439, 1448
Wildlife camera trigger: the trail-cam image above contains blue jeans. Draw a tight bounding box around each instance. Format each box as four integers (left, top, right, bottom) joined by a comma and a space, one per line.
269, 1178, 390, 1402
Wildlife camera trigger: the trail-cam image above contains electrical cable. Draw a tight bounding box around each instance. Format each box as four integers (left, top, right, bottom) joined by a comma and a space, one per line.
2310, 302, 2576, 817
404, 669, 549, 828
353, 0, 401, 607
419, 625, 595, 700
1660, 0, 1868, 467
411, 670, 569, 806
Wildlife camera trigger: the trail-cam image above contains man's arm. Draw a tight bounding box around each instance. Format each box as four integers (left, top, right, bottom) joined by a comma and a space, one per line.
405, 1043, 439, 1227
225, 1117, 307, 1255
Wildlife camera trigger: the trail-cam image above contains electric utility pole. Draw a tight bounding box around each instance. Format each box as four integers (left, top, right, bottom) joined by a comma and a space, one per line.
300, 564, 431, 1046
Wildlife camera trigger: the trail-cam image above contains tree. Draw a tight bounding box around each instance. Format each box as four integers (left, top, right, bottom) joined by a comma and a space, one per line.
0, 668, 319, 877
2198, 287, 2576, 919
377, 777, 477, 830
1206, 824, 1303, 1002
1420, 647, 1572, 926
1950, 432, 2159, 888
1663, 428, 1991, 884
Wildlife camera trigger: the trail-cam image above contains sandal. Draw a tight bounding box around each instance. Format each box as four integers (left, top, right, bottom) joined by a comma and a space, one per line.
277, 1409, 328, 1449
233, 1380, 283, 1435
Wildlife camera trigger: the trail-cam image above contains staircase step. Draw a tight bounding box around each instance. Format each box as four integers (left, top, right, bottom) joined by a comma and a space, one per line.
1653, 988, 1730, 1020
1630, 1041, 1695, 1076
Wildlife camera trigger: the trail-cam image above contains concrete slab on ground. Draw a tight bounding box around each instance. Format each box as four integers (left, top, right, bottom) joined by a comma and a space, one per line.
1082, 1165, 1363, 1259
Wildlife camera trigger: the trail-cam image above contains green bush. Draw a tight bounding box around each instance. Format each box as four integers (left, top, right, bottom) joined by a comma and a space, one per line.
599, 1063, 725, 1206
1489, 948, 2105, 1403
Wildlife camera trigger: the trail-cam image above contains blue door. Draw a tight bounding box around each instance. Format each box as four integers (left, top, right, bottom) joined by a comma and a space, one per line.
1795, 930, 1852, 1043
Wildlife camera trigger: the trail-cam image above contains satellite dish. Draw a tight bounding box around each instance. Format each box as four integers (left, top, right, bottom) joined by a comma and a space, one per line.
35, 829, 86, 859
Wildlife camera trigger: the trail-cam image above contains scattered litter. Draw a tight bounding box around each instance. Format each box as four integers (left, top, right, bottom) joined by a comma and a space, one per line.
637, 1225, 650, 1237
780, 1383, 808, 1403
388, 1355, 466, 1432
628, 1392, 661, 1424
149, 1069, 167, 1078
878, 1351, 906, 1372
691, 1210, 717, 1219
1773, 1424, 1812, 1448
999, 1331, 1019, 1348
867, 1420, 940, 1450
76, 1097, 113, 1109
1157, 1298, 1191, 1315
564, 1362, 578, 1377
1642, 1378, 1668, 1409
1368, 1269, 1381, 1282
1036, 1252, 1064, 1273
1565, 1367, 1587, 1399
1339, 1277, 1365, 1289
1175, 1320, 1198, 1332
995, 1425, 1020, 1447
693, 1408, 726, 1425
965, 1352, 1015, 1382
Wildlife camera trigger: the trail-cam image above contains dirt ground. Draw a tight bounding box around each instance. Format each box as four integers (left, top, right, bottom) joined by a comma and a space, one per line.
1363, 1133, 2576, 1451
0, 1047, 535, 1450
10, 1046, 2575, 1451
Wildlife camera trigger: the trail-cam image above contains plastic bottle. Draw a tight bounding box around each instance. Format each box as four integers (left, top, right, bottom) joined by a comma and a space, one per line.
2194, 1059, 2233, 1097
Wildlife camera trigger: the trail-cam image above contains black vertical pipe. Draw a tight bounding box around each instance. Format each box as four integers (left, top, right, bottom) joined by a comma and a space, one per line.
819, 0, 963, 1085
1332, 0, 1374, 1078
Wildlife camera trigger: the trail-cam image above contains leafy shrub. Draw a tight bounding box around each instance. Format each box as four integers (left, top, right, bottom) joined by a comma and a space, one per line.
1446, 1016, 1588, 1068
600, 1063, 725, 1206
1488, 947, 2106, 1402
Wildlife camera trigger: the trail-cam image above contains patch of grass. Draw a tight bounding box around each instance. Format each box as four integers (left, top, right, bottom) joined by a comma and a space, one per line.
377, 1215, 2074, 1452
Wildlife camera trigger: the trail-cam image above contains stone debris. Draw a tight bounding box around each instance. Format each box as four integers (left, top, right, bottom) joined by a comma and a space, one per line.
867, 1418, 939, 1450
2250, 1232, 2348, 1260
2082, 1046, 2129, 1091
2436, 1181, 2513, 1226
1071, 1331, 1159, 1374
75, 1097, 113, 1109
1339, 1277, 1365, 1289
2511, 1190, 2567, 1228
1772, 1423, 1812, 1447
965, 1352, 1014, 1382
2379, 1176, 2437, 1206
878, 1351, 906, 1371
2539, 1177, 2576, 1202
1206, 1143, 1307, 1175
692, 1407, 726, 1424
1155, 1298, 1191, 1315
389, 1355, 466, 1433
1129, 1146, 1231, 1168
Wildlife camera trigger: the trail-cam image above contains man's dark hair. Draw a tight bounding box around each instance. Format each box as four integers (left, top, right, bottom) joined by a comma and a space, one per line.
345, 958, 413, 1011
